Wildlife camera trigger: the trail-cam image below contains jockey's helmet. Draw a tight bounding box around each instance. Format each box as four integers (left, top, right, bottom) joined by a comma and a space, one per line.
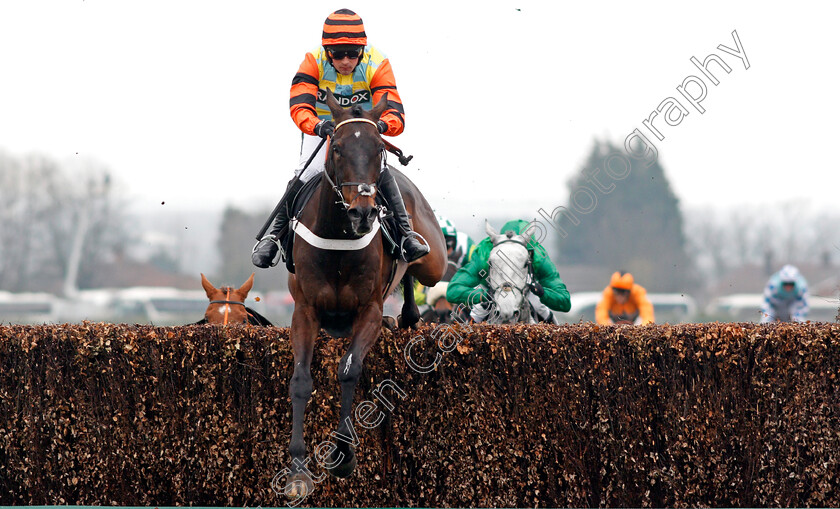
610, 271, 634, 291
779, 264, 800, 283
322, 9, 367, 47
436, 213, 457, 250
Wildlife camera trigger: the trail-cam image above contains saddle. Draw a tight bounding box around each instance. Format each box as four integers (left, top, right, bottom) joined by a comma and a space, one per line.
282, 173, 401, 274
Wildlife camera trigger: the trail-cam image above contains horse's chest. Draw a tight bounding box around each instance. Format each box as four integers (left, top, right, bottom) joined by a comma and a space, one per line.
303, 259, 379, 310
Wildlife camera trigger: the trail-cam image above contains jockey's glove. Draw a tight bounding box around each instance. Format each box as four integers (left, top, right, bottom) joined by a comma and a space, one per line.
377, 120, 388, 134
529, 282, 545, 297
314, 120, 335, 139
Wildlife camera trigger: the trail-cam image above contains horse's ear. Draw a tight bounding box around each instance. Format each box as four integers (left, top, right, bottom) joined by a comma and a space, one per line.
485, 220, 501, 244
200, 273, 216, 297
325, 88, 345, 120
238, 272, 255, 296
370, 92, 389, 123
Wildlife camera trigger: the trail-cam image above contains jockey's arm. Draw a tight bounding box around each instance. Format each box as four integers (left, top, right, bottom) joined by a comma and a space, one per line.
760, 284, 777, 323
446, 259, 489, 306
595, 288, 614, 325
369, 57, 405, 136
533, 258, 571, 313
289, 52, 322, 136
632, 287, 655, 324
791, 288, 809, 322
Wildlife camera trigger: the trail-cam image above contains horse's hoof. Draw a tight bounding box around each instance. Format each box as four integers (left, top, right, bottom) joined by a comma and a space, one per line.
398, 313, 420, 329
382, 316, 398, 332
285, 472, 314, 499
327, 450, 357, 478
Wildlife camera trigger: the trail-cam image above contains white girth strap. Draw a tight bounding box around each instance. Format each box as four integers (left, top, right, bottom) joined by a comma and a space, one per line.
291, 217, 380, 251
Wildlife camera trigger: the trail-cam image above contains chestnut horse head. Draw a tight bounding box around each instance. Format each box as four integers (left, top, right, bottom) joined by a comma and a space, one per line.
200, 273, 271, 326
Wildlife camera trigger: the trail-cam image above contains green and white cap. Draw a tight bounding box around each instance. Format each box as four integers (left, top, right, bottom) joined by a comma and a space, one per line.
435, 212, 457, 238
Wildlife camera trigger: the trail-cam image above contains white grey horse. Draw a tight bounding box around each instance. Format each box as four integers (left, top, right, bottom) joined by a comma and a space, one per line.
484, 220, 537, 324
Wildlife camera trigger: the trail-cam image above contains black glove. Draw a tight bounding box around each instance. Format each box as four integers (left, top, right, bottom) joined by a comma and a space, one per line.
529, 282, 545, 297
377, 120, 388, 134
251, 236, 280, 268
314, 119, 335, 139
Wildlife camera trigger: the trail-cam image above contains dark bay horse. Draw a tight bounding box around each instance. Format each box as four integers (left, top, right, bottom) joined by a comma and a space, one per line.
284, 90, 446, 495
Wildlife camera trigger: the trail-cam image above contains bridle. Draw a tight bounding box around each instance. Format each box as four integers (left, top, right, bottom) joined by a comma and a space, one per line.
323, 118, 385, 210
209, 288, 244, 325
487, 237, 535, 302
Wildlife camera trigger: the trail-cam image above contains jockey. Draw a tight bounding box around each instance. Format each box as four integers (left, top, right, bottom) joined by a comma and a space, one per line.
760, 264, 809, 323
595, 271, 655, 325
438, 214, 476, 271
445, 219, 571, 323
252, 9, 429, 269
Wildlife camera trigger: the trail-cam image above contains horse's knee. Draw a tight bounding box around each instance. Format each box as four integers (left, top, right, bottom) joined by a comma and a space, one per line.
290, 370, 313, 400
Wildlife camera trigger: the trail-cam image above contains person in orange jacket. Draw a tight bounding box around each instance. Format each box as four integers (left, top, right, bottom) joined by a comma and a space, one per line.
595, 271, 655, 325
252, 8, 428, 268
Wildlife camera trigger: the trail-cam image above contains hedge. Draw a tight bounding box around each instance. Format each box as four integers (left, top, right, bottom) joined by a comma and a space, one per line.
0, 321, 838, 506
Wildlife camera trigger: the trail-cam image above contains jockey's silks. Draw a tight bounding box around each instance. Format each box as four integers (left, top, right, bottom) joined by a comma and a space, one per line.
290, 45, 405, 137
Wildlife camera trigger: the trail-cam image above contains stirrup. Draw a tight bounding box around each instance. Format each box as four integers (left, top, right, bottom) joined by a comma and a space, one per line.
252, 234, 284, 268
399, 231, 430, 262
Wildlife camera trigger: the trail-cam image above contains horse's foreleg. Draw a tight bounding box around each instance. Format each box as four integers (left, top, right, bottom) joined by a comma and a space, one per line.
328, 301, 382, 478
286, 305, 319, 498
398, 274, 421, 328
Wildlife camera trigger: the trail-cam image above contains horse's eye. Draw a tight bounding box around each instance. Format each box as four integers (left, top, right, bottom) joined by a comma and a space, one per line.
332, 144, 342, 156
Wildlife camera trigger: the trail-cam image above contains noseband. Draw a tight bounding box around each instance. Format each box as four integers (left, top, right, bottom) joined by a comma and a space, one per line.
209, 288, 247, 325
323, 118, 385, 210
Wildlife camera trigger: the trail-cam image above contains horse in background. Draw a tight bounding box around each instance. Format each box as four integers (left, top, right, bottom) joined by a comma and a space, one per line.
484, 221, 537, 324
198, 273, 273, 326
283, 89, 446, 496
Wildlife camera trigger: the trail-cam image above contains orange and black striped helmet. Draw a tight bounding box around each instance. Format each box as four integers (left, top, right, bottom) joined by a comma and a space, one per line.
322, 9, 367, 47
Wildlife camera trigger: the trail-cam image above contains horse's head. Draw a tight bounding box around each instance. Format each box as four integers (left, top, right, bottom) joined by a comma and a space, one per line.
484, 220, 535, 324
201, 272, 254, 325
324, 88, 389, 236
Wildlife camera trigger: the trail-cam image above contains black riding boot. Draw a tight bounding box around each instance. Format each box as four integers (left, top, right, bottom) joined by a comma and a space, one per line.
378, 167, 430, 262
251, 177, 305, 268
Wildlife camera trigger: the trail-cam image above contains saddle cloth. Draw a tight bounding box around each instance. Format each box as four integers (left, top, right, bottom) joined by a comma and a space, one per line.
282, 173, 400, 273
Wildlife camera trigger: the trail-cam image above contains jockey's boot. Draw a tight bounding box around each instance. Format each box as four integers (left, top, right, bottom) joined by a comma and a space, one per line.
251, 177, 305, 268
378, 166, 430, 262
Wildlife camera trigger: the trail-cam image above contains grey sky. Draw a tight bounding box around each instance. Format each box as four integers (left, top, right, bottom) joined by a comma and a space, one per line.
2, 0, 838, 222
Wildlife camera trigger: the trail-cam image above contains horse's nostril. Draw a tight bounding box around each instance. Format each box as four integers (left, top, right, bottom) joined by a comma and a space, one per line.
348, 209, 361, 220
360, 208, 374, 222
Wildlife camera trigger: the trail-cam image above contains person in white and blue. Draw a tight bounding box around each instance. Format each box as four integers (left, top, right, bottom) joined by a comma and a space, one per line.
760, 264, 809, 323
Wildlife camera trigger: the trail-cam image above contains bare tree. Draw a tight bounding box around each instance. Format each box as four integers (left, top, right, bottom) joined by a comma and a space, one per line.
0, 151, 130, 293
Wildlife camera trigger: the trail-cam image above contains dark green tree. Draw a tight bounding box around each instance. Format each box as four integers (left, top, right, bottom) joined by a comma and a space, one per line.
555, 140, 691, 292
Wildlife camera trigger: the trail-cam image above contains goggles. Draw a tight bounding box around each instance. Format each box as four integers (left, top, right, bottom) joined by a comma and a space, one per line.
328, 48, 362, 60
